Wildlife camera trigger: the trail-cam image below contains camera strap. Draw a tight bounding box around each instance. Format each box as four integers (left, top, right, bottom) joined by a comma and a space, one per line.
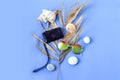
33, 43, 49, 73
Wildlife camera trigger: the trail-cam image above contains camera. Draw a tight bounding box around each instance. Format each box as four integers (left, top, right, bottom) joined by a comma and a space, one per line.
42, 27, 64, 43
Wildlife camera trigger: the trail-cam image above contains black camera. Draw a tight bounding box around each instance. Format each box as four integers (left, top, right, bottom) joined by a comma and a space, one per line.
42, 27, 64, 43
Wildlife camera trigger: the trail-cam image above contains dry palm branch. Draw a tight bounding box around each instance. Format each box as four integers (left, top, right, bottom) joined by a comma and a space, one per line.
33, 1, 88, 69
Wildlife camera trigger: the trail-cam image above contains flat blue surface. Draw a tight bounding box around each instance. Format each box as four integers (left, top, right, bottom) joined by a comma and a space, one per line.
0, 0, 120, 80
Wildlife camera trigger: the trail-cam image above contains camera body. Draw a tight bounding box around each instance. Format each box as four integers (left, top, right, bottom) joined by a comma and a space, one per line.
42, 27, 64, 43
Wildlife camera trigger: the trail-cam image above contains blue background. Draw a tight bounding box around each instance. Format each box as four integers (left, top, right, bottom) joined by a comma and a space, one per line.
0, 0, 120, 80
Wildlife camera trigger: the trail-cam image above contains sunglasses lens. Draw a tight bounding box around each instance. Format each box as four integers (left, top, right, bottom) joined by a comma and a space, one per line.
72, 44, 83, 54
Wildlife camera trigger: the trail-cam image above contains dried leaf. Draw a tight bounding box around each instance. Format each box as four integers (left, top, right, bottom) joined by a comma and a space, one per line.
67, 33, 75, 42
70, 20, 87, 44
51, 22, 58, 28
40, 22, 46, 32
64, 33, 75, 42
64, 32, 70, 37
47, 22, 50, 30
65, 15, 83, 43
59, 47, 71, 63
66, 2, 87, 24
66, 0, 80, 18
32, 33, 59, 56
62, 1, 65, 26
36, 45, 57, 61
75, 15, 83, 28
58, 10, 63, 26
51, 42, 57, 49
64, 15, 83, 43
64, 33, 72, 41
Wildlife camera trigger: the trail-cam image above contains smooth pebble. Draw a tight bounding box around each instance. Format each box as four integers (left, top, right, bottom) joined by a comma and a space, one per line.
68, 56, 78, 65
46, 64, 55, 71
83, 36, 91, 44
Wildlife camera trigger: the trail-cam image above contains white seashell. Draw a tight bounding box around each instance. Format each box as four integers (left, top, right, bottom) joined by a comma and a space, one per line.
38, 9, 56, 23
66, 23, 76, 33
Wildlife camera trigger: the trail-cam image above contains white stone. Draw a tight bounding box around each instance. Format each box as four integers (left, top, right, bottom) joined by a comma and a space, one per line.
46, 64, 55, 71
83, 36, 91, 44
38, 9, 56, 23
68, 56, 78, 65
